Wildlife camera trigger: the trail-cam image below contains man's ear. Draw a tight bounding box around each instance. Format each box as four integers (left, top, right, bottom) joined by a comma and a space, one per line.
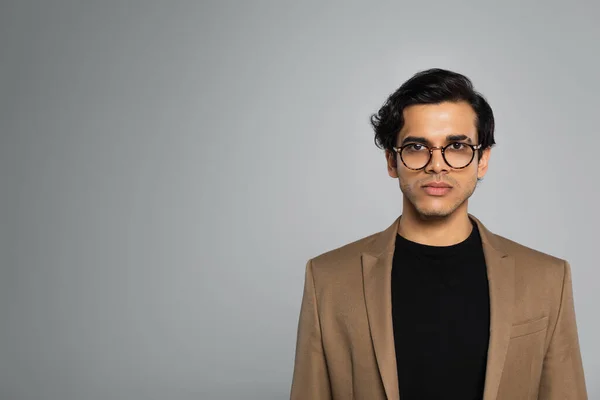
477, 147, 491, 180
386, 149, 399, 178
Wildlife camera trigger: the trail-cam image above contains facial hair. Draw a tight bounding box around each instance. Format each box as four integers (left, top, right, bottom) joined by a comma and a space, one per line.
399, 172, 478, 219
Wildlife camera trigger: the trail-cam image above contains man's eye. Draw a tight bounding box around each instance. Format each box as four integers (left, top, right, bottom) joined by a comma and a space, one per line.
451, 143, 466, 150
409, 144, 424, 150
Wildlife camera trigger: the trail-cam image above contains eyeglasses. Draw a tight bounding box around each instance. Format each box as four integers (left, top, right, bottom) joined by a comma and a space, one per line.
392, 142, 482, 170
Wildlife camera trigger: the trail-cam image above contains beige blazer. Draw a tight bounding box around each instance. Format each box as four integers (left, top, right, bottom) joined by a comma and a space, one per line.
290, 215, 587, 399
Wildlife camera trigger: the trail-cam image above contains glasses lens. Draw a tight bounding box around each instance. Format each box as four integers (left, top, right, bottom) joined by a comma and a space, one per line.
401, 145, 430, 169
444, 143, 474, 168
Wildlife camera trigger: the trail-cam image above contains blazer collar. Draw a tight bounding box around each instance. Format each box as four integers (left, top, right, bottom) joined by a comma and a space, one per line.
361, 214, 514, 400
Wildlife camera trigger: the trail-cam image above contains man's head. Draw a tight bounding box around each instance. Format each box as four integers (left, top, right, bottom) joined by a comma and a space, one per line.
370, 68, 495, 219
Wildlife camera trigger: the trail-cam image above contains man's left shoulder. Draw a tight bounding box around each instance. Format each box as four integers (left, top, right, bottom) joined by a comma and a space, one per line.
491, 232, 567, 274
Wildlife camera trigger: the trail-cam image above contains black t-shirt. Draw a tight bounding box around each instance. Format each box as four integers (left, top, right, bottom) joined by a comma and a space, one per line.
391, 218, 490, 400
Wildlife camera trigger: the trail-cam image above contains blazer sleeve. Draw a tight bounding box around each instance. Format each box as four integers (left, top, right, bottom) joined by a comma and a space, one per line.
290, 259, 332, 400
538, 260, 588, 399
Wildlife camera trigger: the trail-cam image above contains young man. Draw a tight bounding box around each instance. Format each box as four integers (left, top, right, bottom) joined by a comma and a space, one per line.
290, 69, 587, 400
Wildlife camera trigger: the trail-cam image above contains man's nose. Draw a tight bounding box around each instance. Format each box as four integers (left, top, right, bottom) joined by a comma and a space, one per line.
425, 147, 449, 174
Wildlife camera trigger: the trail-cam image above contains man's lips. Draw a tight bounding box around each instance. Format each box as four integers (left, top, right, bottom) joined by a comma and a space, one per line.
422, 182, 452, 188
422, 182, 452, 196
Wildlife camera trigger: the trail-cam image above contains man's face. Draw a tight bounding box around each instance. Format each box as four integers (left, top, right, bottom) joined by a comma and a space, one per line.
385, 101, 491, 219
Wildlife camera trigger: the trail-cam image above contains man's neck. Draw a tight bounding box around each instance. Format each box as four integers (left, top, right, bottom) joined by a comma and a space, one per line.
397, 204, 473, 247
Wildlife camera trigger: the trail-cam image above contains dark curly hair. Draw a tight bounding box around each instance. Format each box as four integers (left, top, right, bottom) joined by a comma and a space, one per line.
370, 68, 495, 159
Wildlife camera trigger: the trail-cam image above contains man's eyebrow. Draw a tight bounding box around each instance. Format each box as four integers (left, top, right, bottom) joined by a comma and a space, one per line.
400, 136, 429, 145
400, 134, 474, 145
447, 134, 473, 143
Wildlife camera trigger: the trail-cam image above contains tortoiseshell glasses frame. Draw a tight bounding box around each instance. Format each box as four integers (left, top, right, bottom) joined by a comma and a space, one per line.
391, 142, 482, 170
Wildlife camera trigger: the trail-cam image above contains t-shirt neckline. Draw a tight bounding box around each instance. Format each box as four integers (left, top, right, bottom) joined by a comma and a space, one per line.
395, 217, 480, 258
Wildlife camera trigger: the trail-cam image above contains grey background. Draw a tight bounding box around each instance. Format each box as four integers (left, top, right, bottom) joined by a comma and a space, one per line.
1, 1, 598, 399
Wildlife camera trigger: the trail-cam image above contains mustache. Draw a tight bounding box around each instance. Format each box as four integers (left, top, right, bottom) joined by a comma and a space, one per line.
420, 175, 456, 185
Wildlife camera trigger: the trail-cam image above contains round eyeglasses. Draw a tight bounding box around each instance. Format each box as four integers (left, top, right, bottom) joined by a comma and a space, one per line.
392, 142, 482, 170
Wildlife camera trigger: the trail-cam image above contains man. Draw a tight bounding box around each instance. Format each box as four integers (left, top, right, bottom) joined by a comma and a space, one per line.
290, 69, 587, 399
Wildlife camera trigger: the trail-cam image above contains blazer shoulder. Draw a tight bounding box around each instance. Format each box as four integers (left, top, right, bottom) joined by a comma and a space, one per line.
309, 230, 381, 269
492, 232, 566, 269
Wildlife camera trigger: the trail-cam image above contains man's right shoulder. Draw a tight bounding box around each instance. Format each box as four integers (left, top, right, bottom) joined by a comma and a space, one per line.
308, 229, 383, 270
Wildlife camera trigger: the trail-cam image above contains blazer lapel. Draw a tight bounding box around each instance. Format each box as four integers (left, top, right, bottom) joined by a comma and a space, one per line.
362, 216, 401, 400
471, 215, 515, 400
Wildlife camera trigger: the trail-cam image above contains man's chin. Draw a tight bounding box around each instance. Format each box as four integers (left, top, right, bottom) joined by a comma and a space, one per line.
415, 208, 454, 219
402, 191, 466, 219
412, 200, 457, 219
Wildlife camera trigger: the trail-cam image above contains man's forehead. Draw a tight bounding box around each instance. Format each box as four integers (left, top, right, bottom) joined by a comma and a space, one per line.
401, 102, 476, 128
